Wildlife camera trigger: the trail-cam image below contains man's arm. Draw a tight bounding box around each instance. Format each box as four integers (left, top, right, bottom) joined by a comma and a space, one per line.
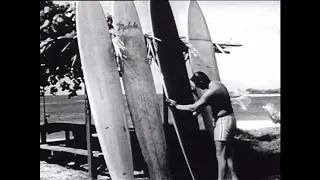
175, 98, 206, 111
174, 86, 216, 112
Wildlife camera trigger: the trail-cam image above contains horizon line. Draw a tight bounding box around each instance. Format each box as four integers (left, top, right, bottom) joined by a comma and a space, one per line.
41, 93, 281, 97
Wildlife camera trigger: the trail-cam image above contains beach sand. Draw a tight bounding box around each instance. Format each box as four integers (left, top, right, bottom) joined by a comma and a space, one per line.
40, 127, 280, 180
237, 120, 280, 130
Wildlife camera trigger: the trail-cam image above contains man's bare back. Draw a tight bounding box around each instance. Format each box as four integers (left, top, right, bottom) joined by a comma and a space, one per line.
206, 81, 234, 119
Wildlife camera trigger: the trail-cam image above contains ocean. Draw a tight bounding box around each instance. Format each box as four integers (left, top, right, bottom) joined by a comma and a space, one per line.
40, 95, 280, 123
40, 95, 280, 140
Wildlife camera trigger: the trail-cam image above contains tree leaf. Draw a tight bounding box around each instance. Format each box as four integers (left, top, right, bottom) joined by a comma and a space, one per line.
50, 86, 58, 95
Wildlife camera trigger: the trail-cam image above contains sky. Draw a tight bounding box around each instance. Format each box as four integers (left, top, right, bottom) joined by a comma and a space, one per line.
51, 1, 280, 95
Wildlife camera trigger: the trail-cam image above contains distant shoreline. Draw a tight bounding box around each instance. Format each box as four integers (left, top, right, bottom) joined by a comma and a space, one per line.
247, 94, 280, 97
42, 93, 281, 97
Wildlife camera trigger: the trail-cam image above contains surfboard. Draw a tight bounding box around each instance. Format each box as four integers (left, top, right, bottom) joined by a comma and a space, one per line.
188, 1, 221, 82
76, 2, 134, 179
150, 1, 204, 179
187, 0, 218, 135
188, 1, 220, 179
112, 1, 169, 179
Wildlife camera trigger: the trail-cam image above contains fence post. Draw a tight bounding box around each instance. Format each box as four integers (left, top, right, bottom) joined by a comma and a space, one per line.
41, 95, 47, 143
85, 88, 96, 179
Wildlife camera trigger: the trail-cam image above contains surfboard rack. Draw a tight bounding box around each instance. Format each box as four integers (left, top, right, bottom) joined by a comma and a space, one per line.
40, 90, 99, 180
40, 144, 103, 158
40, 121, 99, 180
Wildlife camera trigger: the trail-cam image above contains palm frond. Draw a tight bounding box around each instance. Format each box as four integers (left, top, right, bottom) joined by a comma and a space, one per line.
262, 103, 280, 124
109, 30, 127, 73
230, 91, 251, 111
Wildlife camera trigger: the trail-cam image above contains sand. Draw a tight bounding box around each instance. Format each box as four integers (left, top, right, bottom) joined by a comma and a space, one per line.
40, 127, 280, 180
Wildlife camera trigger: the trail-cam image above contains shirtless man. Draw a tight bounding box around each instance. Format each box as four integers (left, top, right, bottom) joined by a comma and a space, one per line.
166, 71, 240, 180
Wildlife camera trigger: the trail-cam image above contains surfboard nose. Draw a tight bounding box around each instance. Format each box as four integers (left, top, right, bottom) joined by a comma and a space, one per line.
188, 1, 212, 40
150, 0, 180, 41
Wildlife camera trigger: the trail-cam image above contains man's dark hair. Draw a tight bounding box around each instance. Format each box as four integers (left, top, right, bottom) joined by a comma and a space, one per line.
190, 71, 211, 89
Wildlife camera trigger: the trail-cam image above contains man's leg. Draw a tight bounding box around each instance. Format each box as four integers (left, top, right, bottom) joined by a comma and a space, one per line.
226, 140, 239, 180
215, 141, 227, 180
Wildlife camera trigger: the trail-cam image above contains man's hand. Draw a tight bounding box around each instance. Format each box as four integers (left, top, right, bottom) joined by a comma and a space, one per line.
166, 99, 177, 107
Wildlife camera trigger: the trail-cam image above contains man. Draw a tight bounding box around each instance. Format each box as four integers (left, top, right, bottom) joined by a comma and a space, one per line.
166, 71, 240, 180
